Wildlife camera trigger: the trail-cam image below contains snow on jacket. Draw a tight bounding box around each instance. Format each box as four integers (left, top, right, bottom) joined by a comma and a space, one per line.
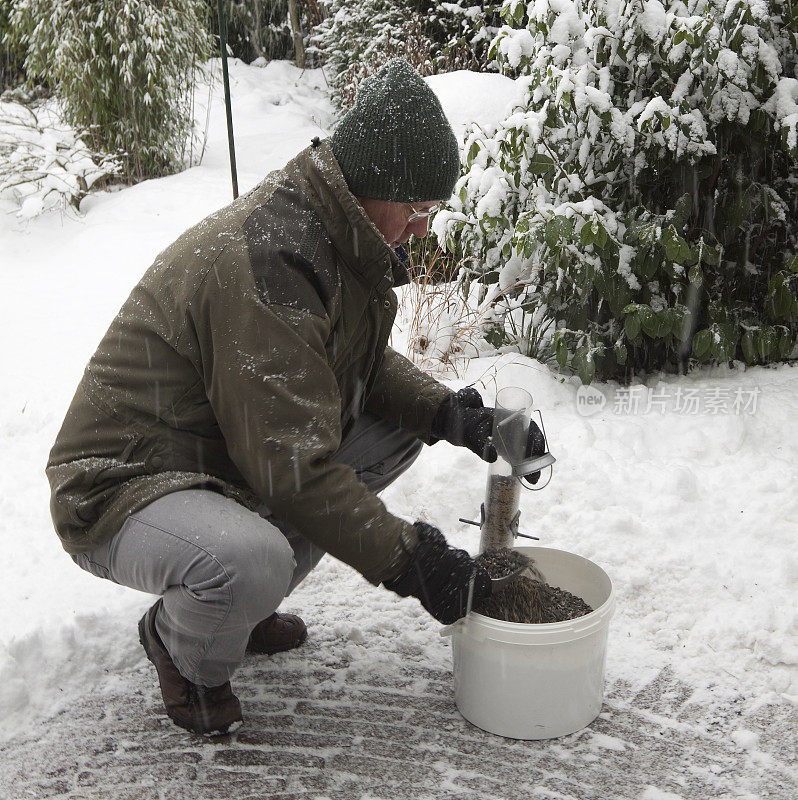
46, 139, 451, 585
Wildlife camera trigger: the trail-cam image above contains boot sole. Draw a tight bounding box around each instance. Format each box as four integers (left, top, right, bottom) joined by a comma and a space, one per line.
246, 627, 308, 655
138, 608, 242, 736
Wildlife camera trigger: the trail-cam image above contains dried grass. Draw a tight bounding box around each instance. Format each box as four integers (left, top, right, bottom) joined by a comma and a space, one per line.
397, 242, 487, 378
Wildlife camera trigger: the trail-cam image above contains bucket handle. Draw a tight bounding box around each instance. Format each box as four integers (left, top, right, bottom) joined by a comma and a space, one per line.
439, 619, 490, 643
440, 616, 611, 644
439, 620, 462, 638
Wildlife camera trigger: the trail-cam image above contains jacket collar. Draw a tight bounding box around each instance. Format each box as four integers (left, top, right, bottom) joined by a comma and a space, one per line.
287, 140, 410, 290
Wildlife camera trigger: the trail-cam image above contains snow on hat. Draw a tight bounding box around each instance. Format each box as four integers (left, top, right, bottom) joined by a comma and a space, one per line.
330, 59, 460, 203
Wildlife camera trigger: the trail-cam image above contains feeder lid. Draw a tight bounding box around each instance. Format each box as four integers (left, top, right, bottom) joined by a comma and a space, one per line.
512, 452, 556, 477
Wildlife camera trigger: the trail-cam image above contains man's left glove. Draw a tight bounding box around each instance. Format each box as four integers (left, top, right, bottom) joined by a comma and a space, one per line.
383, 522, 492, 624
431, 387, 547, 484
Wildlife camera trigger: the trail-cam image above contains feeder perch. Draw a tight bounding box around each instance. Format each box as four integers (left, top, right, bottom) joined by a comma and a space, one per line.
459, 387, 555, 553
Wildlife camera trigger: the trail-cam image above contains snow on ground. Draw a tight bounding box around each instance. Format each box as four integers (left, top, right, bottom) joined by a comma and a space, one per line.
0, 59, 795, 792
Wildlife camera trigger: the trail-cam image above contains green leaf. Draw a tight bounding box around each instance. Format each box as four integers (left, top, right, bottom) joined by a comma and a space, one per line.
574, 347, 596, 385
688, 263, 703, 286
555, 337, 569, 368
608, 280, 632, 317
639, 251, 659, 281
692, 329, 712, 359
701, 243, 720, 265
594, 224, 608, 250
641, 307, 668, 338
528, 153, 555, 175
580, 222, 595, 247
638, 224, 658, 244
484, 325, 508, 349
614, 342, 628, 365
625, 313, 641, 340
467, 141, 480, 164
682, 244, 699, 267
711, 324, 736, 361
674, 29, 687, 45
750, 109, 768, 132
663, 226, 690, 263
777, 328, 795, 358
741, 330, 757, 363
544, 215, 573, 248
755, 328, 776, 361
579, 359, 596, 385
773, 284, 795, 321
672, 193, 692, 230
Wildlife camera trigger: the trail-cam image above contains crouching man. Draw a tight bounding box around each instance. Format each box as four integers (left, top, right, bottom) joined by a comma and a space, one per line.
47, 59, 542, 735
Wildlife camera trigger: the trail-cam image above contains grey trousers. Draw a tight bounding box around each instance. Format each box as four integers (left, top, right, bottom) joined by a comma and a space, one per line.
71, 413, 422, 686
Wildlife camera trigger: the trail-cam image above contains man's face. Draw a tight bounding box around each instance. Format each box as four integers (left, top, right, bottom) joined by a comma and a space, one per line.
357, 198, 440, 249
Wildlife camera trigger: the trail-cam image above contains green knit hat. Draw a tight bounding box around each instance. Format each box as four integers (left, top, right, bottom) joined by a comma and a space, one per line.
330, 59, 460, 203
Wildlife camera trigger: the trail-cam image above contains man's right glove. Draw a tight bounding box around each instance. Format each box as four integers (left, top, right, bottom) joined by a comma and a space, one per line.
431, 387, 548, 484
430, 387, 497, 462
383, 522, 492, 624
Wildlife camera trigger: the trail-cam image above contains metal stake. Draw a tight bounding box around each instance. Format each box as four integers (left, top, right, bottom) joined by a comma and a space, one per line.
217, 0, 239, 200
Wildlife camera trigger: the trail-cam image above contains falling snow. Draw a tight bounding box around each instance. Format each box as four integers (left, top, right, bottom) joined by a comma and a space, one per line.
0, 56, 795, 800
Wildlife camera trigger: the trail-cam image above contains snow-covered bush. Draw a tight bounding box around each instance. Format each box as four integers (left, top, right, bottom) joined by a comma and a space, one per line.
313, 1, 500, 110
433, 0, 798, 382
210, 1, 312, 64
312, 0, 432, 109
10, 0, 211, 182
1, 0, 25, 90
0, 100, 119, 217
424, 1, 502, 72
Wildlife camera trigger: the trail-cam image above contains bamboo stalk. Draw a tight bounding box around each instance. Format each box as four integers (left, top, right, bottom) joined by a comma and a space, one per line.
288, 0, 306, 69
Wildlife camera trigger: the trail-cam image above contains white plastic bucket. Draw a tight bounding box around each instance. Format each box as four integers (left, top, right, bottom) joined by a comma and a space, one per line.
441, 546, 615, 740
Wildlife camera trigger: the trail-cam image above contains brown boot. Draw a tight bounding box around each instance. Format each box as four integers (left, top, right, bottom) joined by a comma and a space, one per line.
247, 612, 307, 655
138, 600, 242, 736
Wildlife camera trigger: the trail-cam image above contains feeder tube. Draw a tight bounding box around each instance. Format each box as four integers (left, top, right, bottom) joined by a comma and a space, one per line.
479, 387, 533, 553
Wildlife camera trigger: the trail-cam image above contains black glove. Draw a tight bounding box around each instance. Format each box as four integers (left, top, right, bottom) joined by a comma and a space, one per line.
383, 522, 491, 624
522, 416, 547, 485
431, 387, 497, 461
431, 387, 547, 484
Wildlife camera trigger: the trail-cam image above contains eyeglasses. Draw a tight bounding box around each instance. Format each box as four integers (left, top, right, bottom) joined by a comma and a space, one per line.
406, 203, 439, 223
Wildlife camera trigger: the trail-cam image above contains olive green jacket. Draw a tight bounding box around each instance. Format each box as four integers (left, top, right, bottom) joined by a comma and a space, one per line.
46, 140, 451, 585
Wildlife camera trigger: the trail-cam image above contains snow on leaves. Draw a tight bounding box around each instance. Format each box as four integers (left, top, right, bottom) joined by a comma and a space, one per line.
432, 0, 798, 383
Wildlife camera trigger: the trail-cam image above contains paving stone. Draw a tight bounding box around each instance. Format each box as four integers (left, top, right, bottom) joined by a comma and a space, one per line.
213, 749, 325, 770
0, 632, 794, 800
290, 714, 420, 743
328, 753, 435, 785
294, 699, 407, 724
235, 729, 351, 749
